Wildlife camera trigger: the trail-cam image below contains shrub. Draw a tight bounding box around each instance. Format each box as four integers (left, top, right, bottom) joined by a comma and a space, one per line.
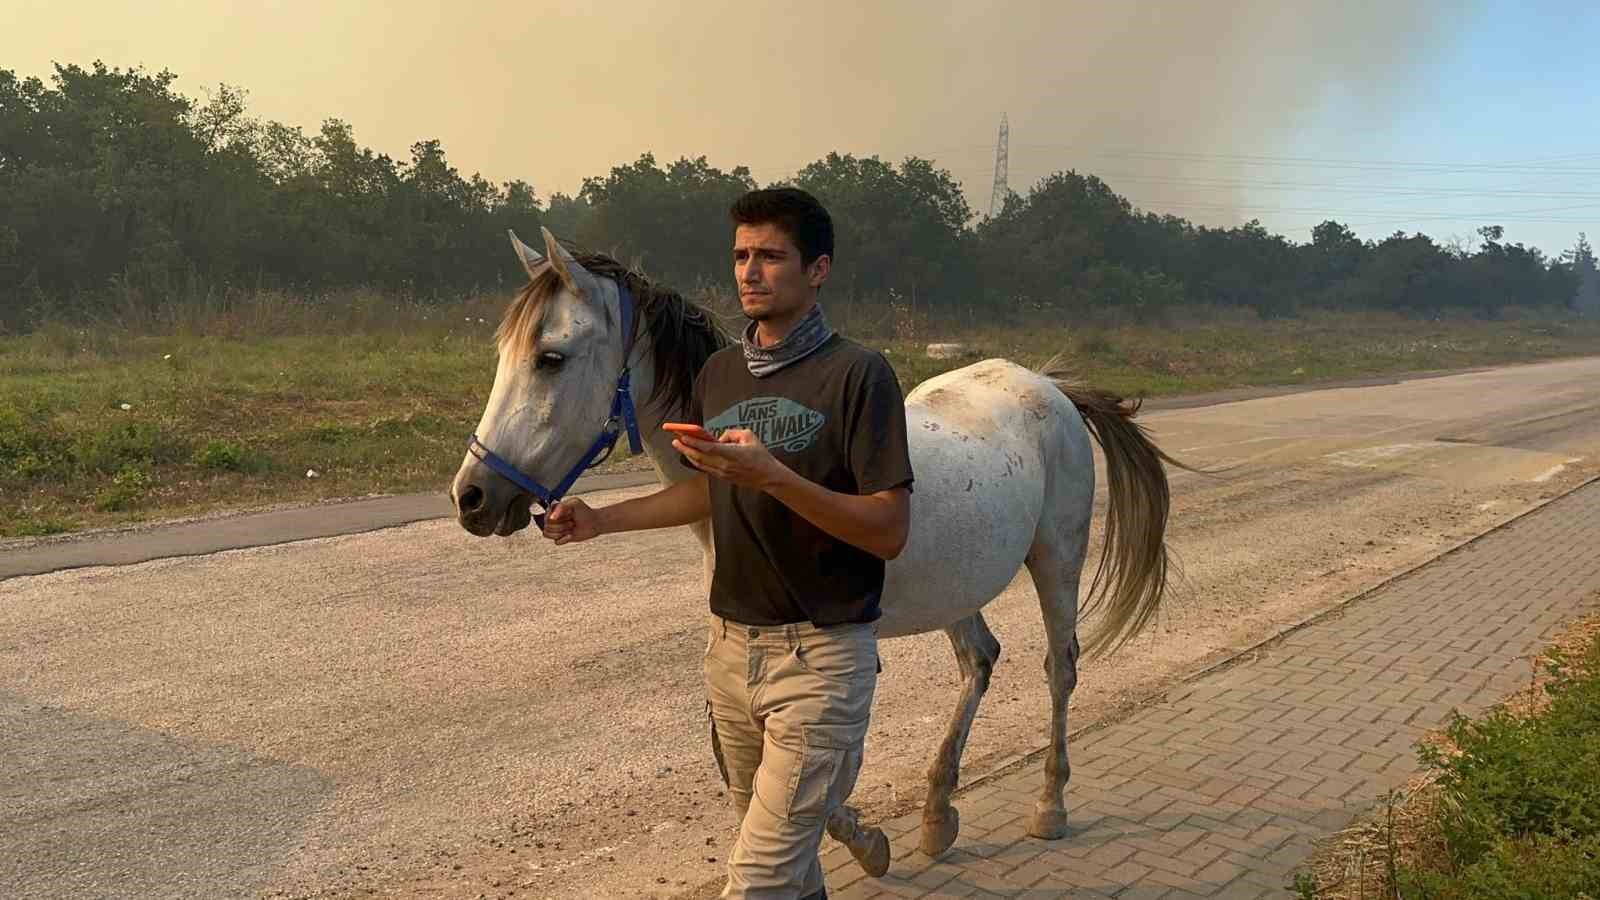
1295, 627, 1600, 898
1417, 641, 1600, 870
94, 465, 153, 511
195, 439, 245, 471
0, 401, 60, 481
7, 512, 77, 537
74, 420, 189, 474
1398, 833, 1600, 898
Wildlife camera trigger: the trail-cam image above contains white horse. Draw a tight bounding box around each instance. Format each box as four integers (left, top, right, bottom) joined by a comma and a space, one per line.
451, 228, 1185, 875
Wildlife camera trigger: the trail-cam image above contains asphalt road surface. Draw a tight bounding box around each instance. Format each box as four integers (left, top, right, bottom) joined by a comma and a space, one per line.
4, 357, 1598, 900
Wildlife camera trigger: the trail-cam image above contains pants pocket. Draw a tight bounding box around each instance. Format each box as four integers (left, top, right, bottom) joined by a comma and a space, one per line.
786, 720, 866, 827
707, 701, 730, 787
794, 632, 875, 686
704, 620, 719, 659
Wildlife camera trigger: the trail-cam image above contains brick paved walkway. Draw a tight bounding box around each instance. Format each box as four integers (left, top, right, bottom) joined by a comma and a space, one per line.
821, 480, 1600, 899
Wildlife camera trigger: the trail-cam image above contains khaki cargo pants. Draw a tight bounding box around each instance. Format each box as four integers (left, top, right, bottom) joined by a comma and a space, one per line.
704, 614, 879, 899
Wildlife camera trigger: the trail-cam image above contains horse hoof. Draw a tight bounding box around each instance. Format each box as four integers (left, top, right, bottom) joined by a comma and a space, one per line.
849, 825, 891, 878
919, 806, 960, 857
1028, 807, 1069, 840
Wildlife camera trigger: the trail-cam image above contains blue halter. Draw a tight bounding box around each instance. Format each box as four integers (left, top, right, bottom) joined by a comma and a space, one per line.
466, 282, 644, 531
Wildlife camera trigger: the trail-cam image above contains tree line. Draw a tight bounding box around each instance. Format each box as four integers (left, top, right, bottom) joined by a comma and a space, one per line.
2, 62, 1597, 333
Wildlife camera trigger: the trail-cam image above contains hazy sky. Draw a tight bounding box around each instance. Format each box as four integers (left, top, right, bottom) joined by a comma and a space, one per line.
7, 1, 1599, 255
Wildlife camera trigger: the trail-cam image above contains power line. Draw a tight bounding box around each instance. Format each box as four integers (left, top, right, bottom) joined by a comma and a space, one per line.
725, 140, 1600, 233
749, 160, 1600, 200
1017, 172, 1600, 200
1112, 199, 1600, 226
777, 145, 1600, 170
746, 144, 1600, 177
882, 167, 1600, 208
1001, 145, 1600, 176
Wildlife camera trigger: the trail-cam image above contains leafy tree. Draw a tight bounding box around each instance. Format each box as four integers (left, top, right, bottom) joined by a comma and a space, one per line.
577, 153, 755, 290
1358, 231, 1457, 315
981, 172, 1210, 320
541, 192, 592, 241
1, 59, 1592, 331
789, 152, 976, 308
1563, 233, 1599, 316
1305, 220, 1366, 299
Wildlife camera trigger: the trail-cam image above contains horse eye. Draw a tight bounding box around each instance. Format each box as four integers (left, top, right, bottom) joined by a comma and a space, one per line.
537, 351, 566, 370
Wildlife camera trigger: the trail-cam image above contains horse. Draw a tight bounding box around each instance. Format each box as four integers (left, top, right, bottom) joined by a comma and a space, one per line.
450, 227, 1186, 876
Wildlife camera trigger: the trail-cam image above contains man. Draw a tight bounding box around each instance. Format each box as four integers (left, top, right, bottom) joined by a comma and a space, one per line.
540, 187, 914, 898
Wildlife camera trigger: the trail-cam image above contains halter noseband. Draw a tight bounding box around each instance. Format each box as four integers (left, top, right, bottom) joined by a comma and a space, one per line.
466, 281, 643, 531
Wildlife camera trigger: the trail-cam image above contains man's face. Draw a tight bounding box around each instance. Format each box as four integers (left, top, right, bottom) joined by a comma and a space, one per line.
733, 222, 828, 321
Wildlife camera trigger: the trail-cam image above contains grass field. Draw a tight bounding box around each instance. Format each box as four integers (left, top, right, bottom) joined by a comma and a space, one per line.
4, 293, 1599, 538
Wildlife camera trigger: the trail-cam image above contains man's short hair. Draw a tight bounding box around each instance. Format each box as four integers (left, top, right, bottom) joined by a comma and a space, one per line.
729, 188, 834, 267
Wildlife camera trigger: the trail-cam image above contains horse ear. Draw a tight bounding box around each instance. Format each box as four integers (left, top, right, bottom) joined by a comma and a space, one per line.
541, 226, 583, 293
508, 229, 544, 281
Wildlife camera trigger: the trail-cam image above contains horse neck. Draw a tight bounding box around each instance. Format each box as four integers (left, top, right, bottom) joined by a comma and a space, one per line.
628, 320, 701, 489
626, 297, 718, 571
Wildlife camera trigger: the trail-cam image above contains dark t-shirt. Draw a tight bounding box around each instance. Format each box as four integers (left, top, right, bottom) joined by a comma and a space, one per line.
687, 333, 915, 627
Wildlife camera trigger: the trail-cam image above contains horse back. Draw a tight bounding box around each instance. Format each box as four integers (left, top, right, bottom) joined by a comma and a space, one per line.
878, 359, 1088, 637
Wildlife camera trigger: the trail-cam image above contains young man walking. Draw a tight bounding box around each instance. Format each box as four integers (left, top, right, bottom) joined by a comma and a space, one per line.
540, 187, 914, 898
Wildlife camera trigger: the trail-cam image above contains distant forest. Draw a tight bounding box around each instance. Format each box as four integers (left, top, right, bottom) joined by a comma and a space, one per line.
3, 62, 1598, 333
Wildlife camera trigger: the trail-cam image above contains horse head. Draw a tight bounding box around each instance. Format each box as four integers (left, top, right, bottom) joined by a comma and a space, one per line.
451, 227, 652, 537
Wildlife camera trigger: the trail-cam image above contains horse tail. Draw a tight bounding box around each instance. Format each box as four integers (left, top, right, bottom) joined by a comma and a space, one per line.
1040, 358, 1198, 657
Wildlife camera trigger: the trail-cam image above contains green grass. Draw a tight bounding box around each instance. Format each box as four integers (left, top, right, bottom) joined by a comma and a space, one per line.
1294, 619, 1600, 898
4, 296, 1600, 538
877, 306, 1600, 398
0, 310, 508, 536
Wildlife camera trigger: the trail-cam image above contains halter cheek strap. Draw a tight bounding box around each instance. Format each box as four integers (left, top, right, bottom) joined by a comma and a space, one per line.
466, 282, 643, 531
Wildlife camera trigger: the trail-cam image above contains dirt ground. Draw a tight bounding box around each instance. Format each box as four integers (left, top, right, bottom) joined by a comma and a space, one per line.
3, 356, 1598, 900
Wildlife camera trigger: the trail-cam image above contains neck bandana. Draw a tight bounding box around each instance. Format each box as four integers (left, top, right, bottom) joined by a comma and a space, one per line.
742, 302, 835, 378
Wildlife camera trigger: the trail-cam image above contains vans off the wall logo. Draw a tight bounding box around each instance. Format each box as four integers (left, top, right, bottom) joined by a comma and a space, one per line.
706, 397, 827, 454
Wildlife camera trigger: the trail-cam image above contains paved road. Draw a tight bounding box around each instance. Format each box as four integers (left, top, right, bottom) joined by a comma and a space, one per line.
0, 471, 659, 581
2, 357, 1598, 900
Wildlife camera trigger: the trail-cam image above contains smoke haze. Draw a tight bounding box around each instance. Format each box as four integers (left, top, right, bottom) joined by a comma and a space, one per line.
4, 0, 1476, 224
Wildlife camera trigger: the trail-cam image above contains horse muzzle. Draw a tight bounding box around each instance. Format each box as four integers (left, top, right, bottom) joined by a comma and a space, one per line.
451, 468, 535, 537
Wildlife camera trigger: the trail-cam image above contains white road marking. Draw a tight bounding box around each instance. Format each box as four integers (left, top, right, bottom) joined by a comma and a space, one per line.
1321, 442, 1445, 468
1177, 435, 1289, 453
1532, 464, 1567, 483
1530, 458, 1582, 483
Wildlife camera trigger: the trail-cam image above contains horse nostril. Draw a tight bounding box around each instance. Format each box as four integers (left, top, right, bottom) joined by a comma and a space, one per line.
458, 484, 485, 513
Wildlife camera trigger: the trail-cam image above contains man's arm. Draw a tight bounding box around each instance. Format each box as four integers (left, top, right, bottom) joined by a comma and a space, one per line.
673, 431, 910, 561
543, 474, 710, 545
767, 475, 910, 561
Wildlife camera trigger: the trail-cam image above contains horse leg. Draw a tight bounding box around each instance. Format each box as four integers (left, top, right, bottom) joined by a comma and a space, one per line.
826, 804, 889, 878
1024, 531, 1086, 840
919, 613, 1001, 857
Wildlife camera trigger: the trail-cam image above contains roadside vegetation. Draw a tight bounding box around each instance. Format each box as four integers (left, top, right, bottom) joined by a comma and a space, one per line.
1293, 614, 1600, 899
4, 295, 1599, 539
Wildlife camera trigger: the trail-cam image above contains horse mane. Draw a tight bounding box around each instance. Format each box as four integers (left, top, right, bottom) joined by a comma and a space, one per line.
496, 250, 731, 416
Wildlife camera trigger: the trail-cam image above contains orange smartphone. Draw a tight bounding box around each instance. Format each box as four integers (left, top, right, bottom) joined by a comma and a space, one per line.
662, 422, 717, 443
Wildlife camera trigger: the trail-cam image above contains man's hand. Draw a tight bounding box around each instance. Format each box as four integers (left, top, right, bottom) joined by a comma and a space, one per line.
542, 497, 602, 545
679, 428, 908, 560
674, 429, 791, 491
537, 477, 711, 545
